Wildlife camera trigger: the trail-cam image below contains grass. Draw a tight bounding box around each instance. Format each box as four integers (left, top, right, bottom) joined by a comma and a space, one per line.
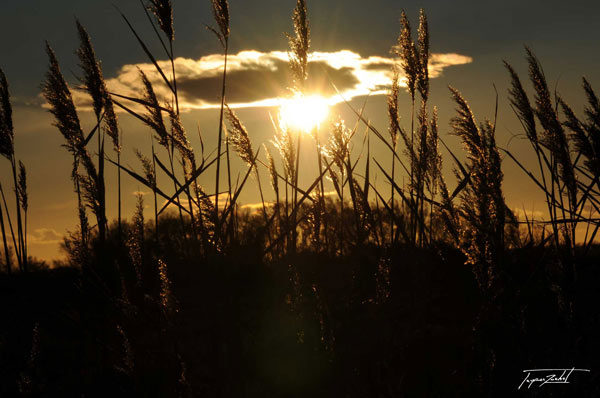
0, 0, 600, 396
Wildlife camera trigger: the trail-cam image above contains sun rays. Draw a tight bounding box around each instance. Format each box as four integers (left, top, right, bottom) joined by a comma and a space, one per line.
278, 94, 330, 132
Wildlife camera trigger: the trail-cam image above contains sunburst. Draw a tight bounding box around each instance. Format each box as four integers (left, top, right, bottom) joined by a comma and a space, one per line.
278, 94, 330, 132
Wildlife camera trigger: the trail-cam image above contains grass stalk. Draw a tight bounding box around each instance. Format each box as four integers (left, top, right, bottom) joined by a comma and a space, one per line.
292, 130, 301, 254
117, 150, 122, 242
0, 185, 11, 273
0, 184, 19, 268
10, 158, 25, 269
314, 127, 328, 252
214, 42, 229, 247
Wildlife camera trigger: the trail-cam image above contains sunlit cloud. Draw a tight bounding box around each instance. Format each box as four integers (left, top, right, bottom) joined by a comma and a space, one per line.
28, 228, 63, 245
512, 208, 546, 220
239, 191, 342, 215
240, 202, 275, 214
43, 200, 78, 211
162, 193, 224, 211
512, 205, 598, 222
69, 50, 472, 112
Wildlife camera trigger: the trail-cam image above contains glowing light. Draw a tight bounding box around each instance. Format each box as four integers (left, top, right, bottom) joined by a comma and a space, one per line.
279, 95, 330, 132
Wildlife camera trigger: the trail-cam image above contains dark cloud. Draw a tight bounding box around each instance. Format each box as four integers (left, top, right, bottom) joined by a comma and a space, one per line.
177, 58, 359, 105
363, 62, 394, 71
67, 50, 471, 110
28, 228, 63, 245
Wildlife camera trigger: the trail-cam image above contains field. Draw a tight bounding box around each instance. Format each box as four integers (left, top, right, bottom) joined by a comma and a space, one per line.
1, 0, 599, 396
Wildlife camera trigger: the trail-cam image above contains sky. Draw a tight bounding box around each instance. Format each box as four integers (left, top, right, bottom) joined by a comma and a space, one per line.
1, 0, 600, 261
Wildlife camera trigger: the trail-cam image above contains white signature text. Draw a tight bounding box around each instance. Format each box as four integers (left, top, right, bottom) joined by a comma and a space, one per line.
518, 368, 590, 390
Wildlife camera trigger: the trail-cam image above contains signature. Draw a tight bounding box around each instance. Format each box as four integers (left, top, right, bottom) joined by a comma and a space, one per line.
518, 368, 590, 390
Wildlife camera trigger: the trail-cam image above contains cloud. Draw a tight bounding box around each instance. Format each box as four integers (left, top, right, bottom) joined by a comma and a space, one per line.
28, 228, 63, 245
209, 193, 231, 210
13, 96, 46, 108
44, 200, 78, 211
512, 208, 546, 221
70, 50, 472, 111
239, 192, 342, 215
161, 192, 223, 211
241, 202, 275, 211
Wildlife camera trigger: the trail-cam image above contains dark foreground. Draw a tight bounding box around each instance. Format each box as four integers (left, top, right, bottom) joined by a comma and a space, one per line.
1, 244, 599, 397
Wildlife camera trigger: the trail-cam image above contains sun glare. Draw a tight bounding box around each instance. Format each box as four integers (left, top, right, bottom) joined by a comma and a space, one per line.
279, 95, 330, 132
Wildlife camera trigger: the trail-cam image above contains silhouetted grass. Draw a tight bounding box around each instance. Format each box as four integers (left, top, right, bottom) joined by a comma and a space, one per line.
0, 1, 599, 396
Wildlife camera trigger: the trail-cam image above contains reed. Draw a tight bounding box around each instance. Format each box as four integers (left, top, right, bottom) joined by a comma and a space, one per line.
127, 193, 145, 286
287, 0, 310, 253
146, 0, 192, 244
0, 185, 11, 273
504, 49, 600, 258
397, 11, 417, 243
210, 0, 230, 246
392, 9, 432, 247
76, 20, 110, 244
43, 43, 106, 252
449, 86, 505, 291
135, 148, 159, 242
387, 67, 400, 245
0, 67, 27, 270
273, 124, 296, 251
225, 106, 270, 233
17, 161, 27, 266
0, 68, 16, 272
323, 120, 352, 253
286, 0, 310, 92
0, 183, 19, 270
5, 2, 600, 396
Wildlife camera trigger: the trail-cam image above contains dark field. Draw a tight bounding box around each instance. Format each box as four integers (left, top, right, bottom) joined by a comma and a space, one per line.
1, 223, 599, 396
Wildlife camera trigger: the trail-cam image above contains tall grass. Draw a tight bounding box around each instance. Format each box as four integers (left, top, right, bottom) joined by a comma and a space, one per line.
210, 0, 230, 246
2, 1, 600, 395
504, 51, 600, 256
0, 67, 28, 272
502, 49, 600, 322
11, 0, 598, 298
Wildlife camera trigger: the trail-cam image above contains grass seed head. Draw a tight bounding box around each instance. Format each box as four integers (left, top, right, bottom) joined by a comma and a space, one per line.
18, 161, 27, 212
273, 126, 296, 182
324, 119, 351, 172
286, 0, 310, 92
225, 105, 255, 167
417, 9, 429, 100
387, 67, 400, 149
264, 145, 279, 196
210, 0, 230, 42
135, 149, 156, 190
148, 0, 174, 41
76, 20, 105, 121
504, 61, 537, 142
139, 69, 169, 148
167, 105, 193, 161
43, 43, 86, 156
0, 68, 14, 159
397, 10, 418, 100
103, 94, 120, 152
526, 48, 577, 203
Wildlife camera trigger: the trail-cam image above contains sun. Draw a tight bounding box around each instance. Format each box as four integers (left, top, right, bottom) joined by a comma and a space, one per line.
279, 94, 330, 132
